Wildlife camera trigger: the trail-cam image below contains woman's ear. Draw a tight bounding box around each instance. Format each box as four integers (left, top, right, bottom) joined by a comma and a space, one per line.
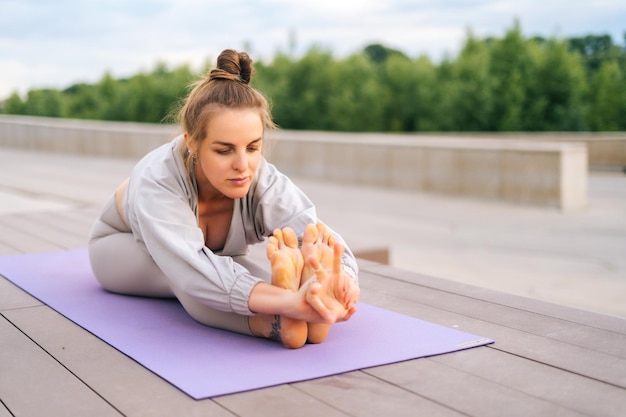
183, 132, 193, 153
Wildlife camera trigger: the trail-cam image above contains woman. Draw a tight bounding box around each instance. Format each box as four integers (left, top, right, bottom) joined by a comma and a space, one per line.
88, 49, 360, 349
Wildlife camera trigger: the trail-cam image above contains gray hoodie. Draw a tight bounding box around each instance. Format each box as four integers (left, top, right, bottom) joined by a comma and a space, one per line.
121, 135, 358, 315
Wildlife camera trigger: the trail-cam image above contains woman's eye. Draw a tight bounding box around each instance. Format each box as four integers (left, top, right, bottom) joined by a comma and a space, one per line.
247, 147, 260, 153
216, 149, 231, 155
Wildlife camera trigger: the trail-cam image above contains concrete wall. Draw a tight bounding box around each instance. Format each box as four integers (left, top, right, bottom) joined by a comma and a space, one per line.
0, 115, 180, 158
0, 115, 590, 210
431, 132, 625, 171
266, 130, 588, 211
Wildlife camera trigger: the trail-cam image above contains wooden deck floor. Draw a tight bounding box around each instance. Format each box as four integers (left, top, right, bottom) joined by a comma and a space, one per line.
1, 149, 625, 417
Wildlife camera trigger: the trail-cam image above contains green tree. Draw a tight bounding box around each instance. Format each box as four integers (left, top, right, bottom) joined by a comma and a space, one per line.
488, 21, 535, 131
120, 62, 192, 123
378, 53, 418, 131
64, 83, 101, 119
24, 89, 65, 117
568, 34, 621, 73
411, 56, 439, 131
2, 92, 26, 114
445, 32, 493, 131
431, 57, 457, 130
252, 55, 287, 124
262, 48, 337, 130
533, 39, 588, 130
327, 53, 386, 131
97, 72, 123, 120
587, 61, 626, 130
363, 43, 408, 64
254, 52, 298, 128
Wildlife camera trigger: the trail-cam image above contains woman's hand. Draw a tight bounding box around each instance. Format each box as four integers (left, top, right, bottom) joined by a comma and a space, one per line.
341, 272, 360, 312
303, 242, 357, 323
249, 226, 358, 324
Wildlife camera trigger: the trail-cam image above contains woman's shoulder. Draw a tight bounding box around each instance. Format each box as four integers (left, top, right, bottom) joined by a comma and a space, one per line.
132, 135, 184, 172
128, 135, 190, 195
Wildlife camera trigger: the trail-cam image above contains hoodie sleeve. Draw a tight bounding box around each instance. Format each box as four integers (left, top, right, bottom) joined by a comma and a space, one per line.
247, 160, 359, 282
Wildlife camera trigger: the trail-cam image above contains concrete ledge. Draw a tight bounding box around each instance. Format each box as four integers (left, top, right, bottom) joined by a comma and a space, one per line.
267, 130, 588, 211
351, 247, 389, 265
0, 115, 179, 158
434, 132, 625, 172
0, 115, 589, 210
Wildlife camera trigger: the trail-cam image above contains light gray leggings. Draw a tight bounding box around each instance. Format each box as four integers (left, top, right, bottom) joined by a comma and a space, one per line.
88, 195, 270, 336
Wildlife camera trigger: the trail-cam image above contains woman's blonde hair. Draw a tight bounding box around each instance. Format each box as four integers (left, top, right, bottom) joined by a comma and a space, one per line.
177, 49, 276, 173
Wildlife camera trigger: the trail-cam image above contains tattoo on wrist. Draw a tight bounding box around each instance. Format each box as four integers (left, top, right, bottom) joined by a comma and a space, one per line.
269, 314, 281, 342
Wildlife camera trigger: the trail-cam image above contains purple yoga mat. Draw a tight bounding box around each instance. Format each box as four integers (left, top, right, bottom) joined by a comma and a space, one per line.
0, 249, 493, 399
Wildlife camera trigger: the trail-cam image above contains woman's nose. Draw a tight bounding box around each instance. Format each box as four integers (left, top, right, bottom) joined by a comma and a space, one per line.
233, 150, 248, 171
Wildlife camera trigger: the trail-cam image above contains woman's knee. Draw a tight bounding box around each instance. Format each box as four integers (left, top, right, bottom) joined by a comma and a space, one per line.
88, 233, 173, 297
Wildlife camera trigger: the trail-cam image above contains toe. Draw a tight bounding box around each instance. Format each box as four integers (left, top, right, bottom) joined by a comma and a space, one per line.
282, 227, 299, 249
273, 228, 285, 248
302, 223, 318, 246
266, 236, 278, 259
316, 223, 326, 243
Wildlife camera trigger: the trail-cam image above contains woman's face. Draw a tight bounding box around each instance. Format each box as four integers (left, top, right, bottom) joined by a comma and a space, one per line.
189, 108, 264, 200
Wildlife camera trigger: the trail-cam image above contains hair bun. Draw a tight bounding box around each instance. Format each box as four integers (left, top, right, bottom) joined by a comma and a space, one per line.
208, 49, 254, 85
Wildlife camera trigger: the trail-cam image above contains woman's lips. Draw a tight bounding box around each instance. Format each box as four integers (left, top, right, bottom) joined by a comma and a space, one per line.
229, 177, 249, 186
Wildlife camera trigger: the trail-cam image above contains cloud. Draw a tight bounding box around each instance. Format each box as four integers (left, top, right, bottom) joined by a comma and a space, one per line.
0, 0, 624, 97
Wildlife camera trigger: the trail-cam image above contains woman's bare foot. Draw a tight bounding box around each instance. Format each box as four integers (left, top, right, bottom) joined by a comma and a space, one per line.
301, 223, 336, 285
250, 228, 307, 349
266, 227, 303, 291
301, 223, 343, 343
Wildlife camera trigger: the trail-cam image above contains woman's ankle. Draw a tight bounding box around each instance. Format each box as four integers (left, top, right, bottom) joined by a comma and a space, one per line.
249, 314, 308, 349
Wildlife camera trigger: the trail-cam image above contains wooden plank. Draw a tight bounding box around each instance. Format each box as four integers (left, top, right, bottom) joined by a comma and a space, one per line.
0, 206, 103, 254
0, 206, 100, 252
431, 346, 626, 417
0, 241, 20, 256
0, 175, 94, 205
18, 209, 92, 237
0, 221, 61, 253
0, 211, 89, 250
292, 371, 466, 417
358, 269, 626, 356
215, 385, 350, 417
546, 325, 626, 358
0, 276, 43, 310
0, 313, 122, 417
49, 206, 102, 233
216, 371, 464, 417
0, 150, 131, 206
365, 358, 588, 417
485, 333, 626, 389
358, 269, 578, 335
3, 305, 236, 417
356, 279, 626, 389
0, 403, 12, 417
360, 261, 626, 334
11, 206, 102, 248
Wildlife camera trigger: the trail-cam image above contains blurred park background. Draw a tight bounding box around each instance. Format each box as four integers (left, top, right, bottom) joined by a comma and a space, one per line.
2, 23, 625, 132
0, 2, 625, 318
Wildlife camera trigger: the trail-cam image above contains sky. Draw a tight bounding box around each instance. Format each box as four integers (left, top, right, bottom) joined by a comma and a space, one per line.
0, 0, 624, 98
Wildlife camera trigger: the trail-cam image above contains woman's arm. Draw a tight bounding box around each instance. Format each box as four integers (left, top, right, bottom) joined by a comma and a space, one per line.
251, 160, 360, 283
247, 281, 331, 323
248, 243, 357, 324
